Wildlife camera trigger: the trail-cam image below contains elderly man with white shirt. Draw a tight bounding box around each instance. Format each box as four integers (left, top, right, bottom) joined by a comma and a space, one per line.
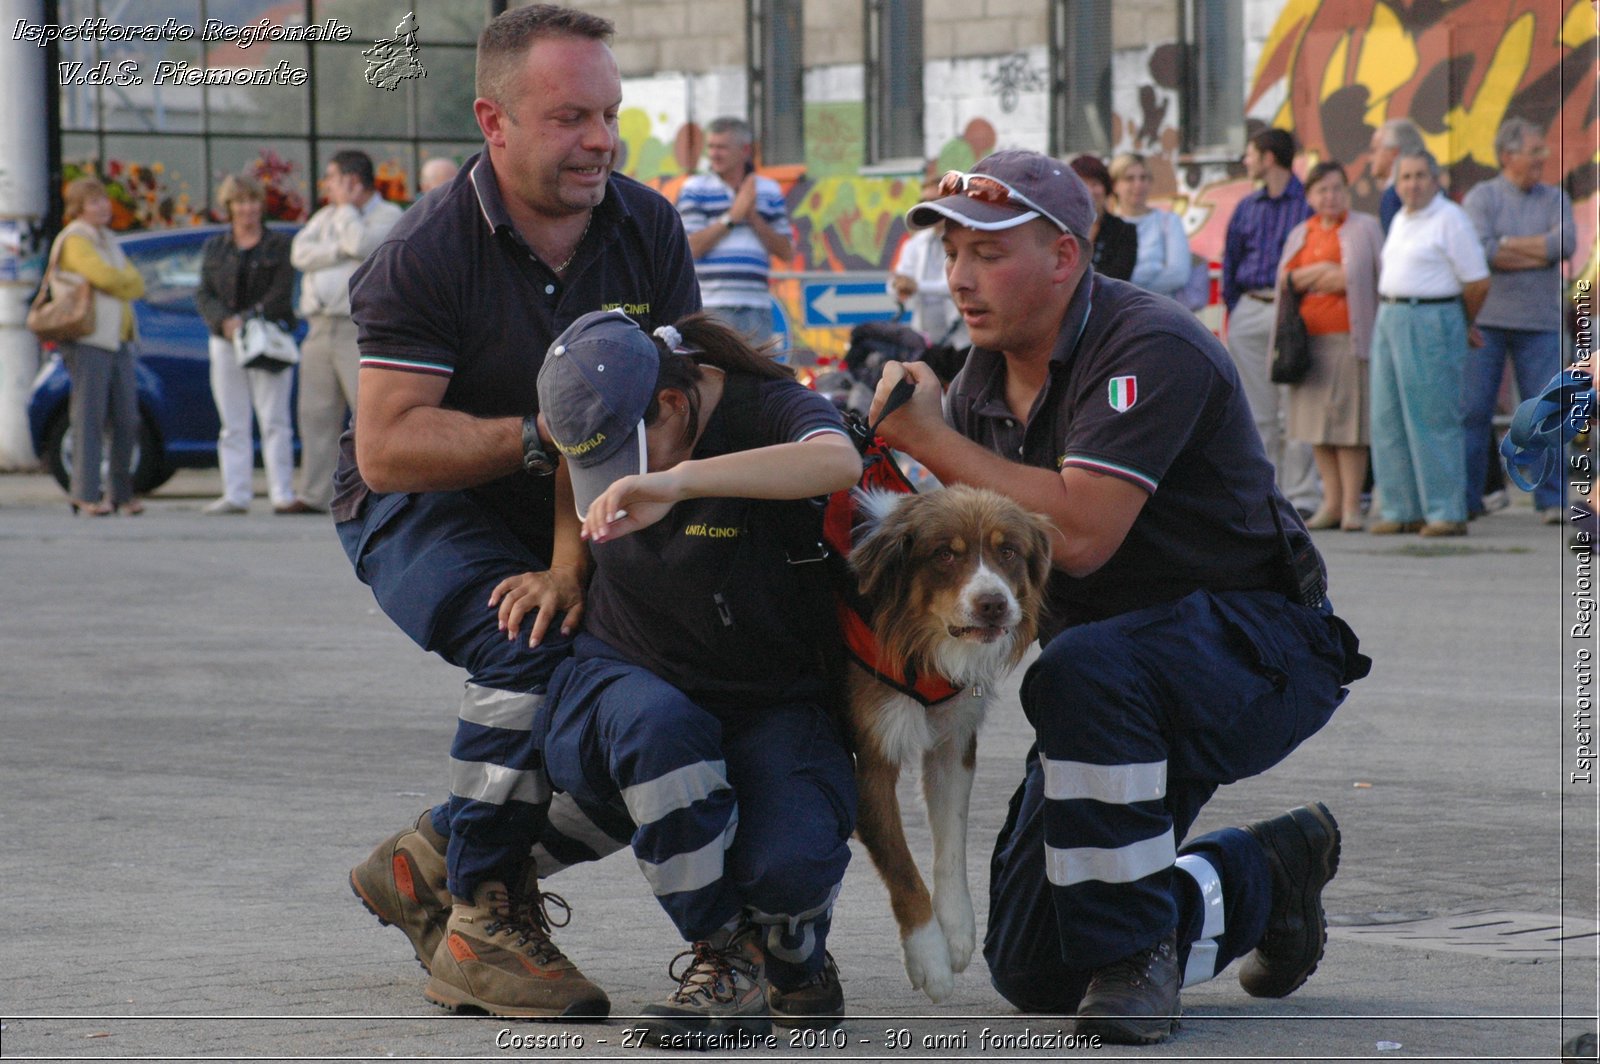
287, 150, 403, 513
1369, 149, 1490, 538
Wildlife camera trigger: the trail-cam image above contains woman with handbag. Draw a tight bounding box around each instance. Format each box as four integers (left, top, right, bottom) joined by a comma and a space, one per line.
1270, 162, 1383, 532
52, 177, 146, 516
195, 174, 300, 515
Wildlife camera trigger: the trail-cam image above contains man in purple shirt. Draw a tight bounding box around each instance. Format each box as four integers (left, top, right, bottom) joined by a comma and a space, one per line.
1222, 128, 1318, 514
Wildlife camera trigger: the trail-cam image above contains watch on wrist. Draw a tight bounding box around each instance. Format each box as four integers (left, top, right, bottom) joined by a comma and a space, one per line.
719, 212, 735, 229
521, 413, 557, 477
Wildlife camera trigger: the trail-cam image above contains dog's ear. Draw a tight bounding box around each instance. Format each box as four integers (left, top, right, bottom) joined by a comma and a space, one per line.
1021, 509, 1054, 595
851, 498, 916, 603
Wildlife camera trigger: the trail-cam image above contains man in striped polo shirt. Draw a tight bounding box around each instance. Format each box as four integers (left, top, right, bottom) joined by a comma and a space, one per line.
869, 150, 1369, 1044
677, 117, 793, 345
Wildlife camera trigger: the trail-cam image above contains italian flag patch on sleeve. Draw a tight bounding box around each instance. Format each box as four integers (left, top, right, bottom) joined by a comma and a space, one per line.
1108, 375, 1138, 412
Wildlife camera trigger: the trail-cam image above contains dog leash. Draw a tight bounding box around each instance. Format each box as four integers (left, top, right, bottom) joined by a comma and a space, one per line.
1499, 368, 1592, 492
869, 376, 918, 437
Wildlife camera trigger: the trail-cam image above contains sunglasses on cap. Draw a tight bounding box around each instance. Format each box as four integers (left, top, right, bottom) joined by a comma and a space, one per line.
937, 169, 1071, 235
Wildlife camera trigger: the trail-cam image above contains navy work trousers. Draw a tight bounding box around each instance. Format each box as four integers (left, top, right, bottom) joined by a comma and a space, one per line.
338, 489, 573, 898
539, 635, 857, 990
983, 588, 1352, 1011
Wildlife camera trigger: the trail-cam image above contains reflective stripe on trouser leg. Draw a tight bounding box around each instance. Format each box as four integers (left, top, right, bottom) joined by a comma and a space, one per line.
540, 646, 743, 941
529, 790, 633, 879
444, 683, 551, 897
748, 883, 841, 965
622, 759, 739, 899
1023, 622, 1179, 968
1041, 757, 1173, 886
1175, 853, 1226, 986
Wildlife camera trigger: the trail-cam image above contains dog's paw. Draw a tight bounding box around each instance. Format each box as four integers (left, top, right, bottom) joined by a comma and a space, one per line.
902, 921, 955, 1003
935, 893, 977, 973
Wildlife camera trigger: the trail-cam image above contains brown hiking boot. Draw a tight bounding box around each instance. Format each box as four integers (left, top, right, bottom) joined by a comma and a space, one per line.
1074, 933, 1181, 1045
768, 952, 844, 1030
424, 881, 609, 1020
349, 811, 452, 970
639, 924, 771, 1047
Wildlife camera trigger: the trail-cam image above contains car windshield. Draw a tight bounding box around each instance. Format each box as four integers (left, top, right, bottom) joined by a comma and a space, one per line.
126, 240, 204, 310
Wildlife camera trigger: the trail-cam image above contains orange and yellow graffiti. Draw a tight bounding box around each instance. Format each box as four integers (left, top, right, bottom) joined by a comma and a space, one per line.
1251, 0, 1596, 280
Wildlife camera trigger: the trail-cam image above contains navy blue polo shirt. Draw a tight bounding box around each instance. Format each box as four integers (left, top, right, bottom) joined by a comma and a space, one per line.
583, 376, 848, 715
336, 151, 701, 560
946, 273, 1310, 636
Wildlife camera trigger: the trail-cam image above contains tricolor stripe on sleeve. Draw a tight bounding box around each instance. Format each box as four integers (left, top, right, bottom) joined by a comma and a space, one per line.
796, 426, 851, 444
359, 355, 454, 377
1062, 455, 1158, 493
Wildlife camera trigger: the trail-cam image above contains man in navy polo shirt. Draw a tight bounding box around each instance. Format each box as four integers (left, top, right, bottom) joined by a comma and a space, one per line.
869, 150, 1368, 1044
334, 5, 699, 1020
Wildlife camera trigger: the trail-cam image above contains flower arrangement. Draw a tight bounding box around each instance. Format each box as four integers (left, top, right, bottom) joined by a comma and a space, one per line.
373, 159, 410, 204
246, 149, 308, 222
62, 158, 204, 231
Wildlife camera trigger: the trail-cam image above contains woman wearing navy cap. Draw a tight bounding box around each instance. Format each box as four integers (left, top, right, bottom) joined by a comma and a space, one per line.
503, 309, 861, 1045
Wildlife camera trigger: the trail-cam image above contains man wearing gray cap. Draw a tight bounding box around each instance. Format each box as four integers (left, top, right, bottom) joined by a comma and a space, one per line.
868, 150, 1369, 1043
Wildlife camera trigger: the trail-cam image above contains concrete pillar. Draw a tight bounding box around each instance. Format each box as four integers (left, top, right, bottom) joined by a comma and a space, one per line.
0, 0, 51, 469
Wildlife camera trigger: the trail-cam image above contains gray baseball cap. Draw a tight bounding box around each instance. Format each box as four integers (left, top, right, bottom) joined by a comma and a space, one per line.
536, 309, 660, 520
907, 149, 1094, 240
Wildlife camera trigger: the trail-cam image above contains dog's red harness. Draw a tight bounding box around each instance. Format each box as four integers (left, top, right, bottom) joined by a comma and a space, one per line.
822, 441, 965, 707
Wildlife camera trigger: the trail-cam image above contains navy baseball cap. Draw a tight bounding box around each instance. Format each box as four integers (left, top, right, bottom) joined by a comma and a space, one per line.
907, 149, 1094, 240
536, 309, 660, 520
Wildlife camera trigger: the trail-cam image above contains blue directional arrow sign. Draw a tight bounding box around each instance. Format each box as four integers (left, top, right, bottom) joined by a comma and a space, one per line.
802, 280, 900, 327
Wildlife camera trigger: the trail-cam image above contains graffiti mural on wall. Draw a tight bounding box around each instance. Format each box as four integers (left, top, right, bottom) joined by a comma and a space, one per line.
1247, 0, 1595, 277
613, 0, 1595, 353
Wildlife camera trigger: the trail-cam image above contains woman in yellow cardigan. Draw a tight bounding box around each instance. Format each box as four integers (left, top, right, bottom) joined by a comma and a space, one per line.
55, 177, 146, 515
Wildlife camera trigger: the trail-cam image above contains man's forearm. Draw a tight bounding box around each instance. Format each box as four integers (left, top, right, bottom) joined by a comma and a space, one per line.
747, 212, 793, 261
1492, 234, 1551, 271
687, 224, 724, 259
357, 407, 522, 493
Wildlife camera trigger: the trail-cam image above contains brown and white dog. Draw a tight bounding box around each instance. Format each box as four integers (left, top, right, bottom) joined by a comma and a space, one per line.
843, 484, 1051, 1002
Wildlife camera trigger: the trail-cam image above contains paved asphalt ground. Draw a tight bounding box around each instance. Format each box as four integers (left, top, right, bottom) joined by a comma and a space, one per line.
1, 468, 1596, 1063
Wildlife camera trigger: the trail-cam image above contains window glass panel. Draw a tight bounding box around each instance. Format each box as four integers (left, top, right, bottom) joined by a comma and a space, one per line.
97, 0, 205, 134
754, 0, 804, 165
413, 0, 493, 43
871, 0, 923, 162
1056, 0, 1112, 156
209, 139, 315, 223
201, 44, 311, 135
310, 0, 416, 41
415, 47, 480, 139
314, 44, 412, 137
56, 0, 102, 131
1188, 0, 1243, 152
97, 135, 208, 229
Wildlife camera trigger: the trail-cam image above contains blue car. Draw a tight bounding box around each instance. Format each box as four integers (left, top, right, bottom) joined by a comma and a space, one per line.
28, 223, 302, 493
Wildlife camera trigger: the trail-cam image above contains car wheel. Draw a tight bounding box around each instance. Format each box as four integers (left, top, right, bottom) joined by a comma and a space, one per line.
42, 412, 170, 495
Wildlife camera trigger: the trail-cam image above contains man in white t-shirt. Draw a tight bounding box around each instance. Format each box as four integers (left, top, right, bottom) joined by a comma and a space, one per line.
676, 117, 793, 345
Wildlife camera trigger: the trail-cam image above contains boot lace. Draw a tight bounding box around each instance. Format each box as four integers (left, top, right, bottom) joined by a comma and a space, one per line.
481, 885, 573, 966
1091, 938, 1172, 992
665, 939, 756, 1005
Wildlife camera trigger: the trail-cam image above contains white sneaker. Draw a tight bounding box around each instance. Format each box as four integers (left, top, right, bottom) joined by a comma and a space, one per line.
201, 498, 248, 515
1481, 489, 1510, 513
